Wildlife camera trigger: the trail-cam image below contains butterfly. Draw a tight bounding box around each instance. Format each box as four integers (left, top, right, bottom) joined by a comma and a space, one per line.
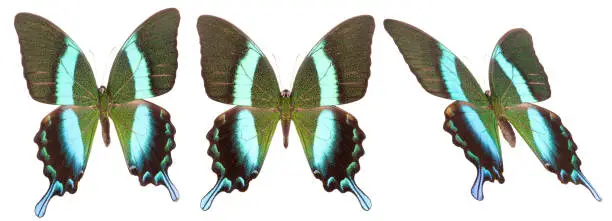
196, 15, 375, 210
14, 8, 180, 217
384, 19, 600, 201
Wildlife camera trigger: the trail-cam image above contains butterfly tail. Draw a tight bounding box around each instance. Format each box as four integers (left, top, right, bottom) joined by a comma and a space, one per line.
571, 170, 601, 201
201, 177, 232, 211
35, 180, 63, 217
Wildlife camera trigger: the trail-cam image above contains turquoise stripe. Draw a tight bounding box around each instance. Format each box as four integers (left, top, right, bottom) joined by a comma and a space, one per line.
527, 108, 556, 166
129, 104, 153, 168
234, 110, 260, 171
55, 38, 81, 105
59, 109, 85, 173
123, 34, 154, 99
312, 109, 337, 174
233, 41, 262, 106
460, 105, 500, 162
310, 40, 339, 106
492, 46, 537, 103
437, 43, 468, 101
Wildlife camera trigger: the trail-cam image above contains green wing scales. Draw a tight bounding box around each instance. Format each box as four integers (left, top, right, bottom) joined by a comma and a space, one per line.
107, 8, 180, 104
197, 15, 280, 108
15, 13, 98, 106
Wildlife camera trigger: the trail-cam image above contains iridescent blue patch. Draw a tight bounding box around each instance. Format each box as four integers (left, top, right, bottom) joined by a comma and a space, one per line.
234, 109, 260, 171
526, 108, 556, 165
460, 105, 500, 162
233, 41, 262, 106
55, 38, 81, 105
309, 40, 339, 106
438, 43, 468, 101
123, 34, 154, 99
129, 104, 153, 168
59, 109, 85, 173
312, 109, 337, 174
492, 45, 537, 102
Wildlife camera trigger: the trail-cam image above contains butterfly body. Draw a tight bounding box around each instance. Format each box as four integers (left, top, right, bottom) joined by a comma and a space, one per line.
198, 15, 374, 211
15, 9, 180, 217
385, 19, 600, 201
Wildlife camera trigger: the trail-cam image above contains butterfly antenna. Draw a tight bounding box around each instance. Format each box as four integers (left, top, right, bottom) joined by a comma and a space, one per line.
86, 49, 99, 86
102, 46, 119, 85
271, 53, 283, 89
289, 54, 303, 88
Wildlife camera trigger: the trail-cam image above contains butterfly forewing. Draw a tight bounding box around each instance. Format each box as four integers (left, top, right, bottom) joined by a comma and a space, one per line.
290, 15, 374, 108
489, 29, 550, 107
107, 8, 180, 104
504, 103, 600, 200
201, 106, 279, 210
384, 19, 489, 106
197, 15, 280, 108
33, 105, 98, 217
15, 13, 98, 106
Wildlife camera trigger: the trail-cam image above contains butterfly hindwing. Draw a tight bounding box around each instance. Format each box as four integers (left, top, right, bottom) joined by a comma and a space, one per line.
201, 106, 279, 210
489, 29, 550, 106
504, 103, 600, 200
292, 106, 371, 210
383, 19, 489, 106
290, 15, 375, 108
109, 100, 179, 201
33, 105, 98, 217
443, 101, 503, 200
197, 15, 280, 108
15, 13, 98, 106
107, 8, 180, 104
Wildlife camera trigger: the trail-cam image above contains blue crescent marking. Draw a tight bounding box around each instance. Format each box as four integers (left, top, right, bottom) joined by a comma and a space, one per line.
527, 108, 557, 166
312, 109, 337, 174
492, 46, 537, 103
437, 43, 469, 101
309, 40, 340, 106
234, 110, 260, 171
59, 109, 85, 173
129, 104, 153, 168
55, 38, 81, 105
123, 34, 154, 99
233, 41, 262, 106
460, 105, 501, 162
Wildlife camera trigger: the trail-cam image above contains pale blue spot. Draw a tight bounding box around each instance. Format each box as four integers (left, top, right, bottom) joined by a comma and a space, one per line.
59, 109, 85, 173
55, 38, 81, 105
438, 43, 468, 101
460, 105, 500, 162
492, 46, 537, 103
309, 40, 339, 106
123, 34, 154, 99
234, 110, 260, 171
129, 104, 153, 168
312, 109, 337, 174
233, 41, 262, 106
527, 108, 556, 165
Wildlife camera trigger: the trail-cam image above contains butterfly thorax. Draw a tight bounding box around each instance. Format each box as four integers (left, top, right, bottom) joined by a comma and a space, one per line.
97, 86, 111, 146
280, 89, 292, 148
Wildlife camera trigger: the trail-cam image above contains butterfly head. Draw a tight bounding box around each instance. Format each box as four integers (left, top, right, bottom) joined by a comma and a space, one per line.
281, 89, 291, 98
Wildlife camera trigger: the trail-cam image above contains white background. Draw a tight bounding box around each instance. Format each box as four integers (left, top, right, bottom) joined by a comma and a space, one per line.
1, 0, 610, 220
